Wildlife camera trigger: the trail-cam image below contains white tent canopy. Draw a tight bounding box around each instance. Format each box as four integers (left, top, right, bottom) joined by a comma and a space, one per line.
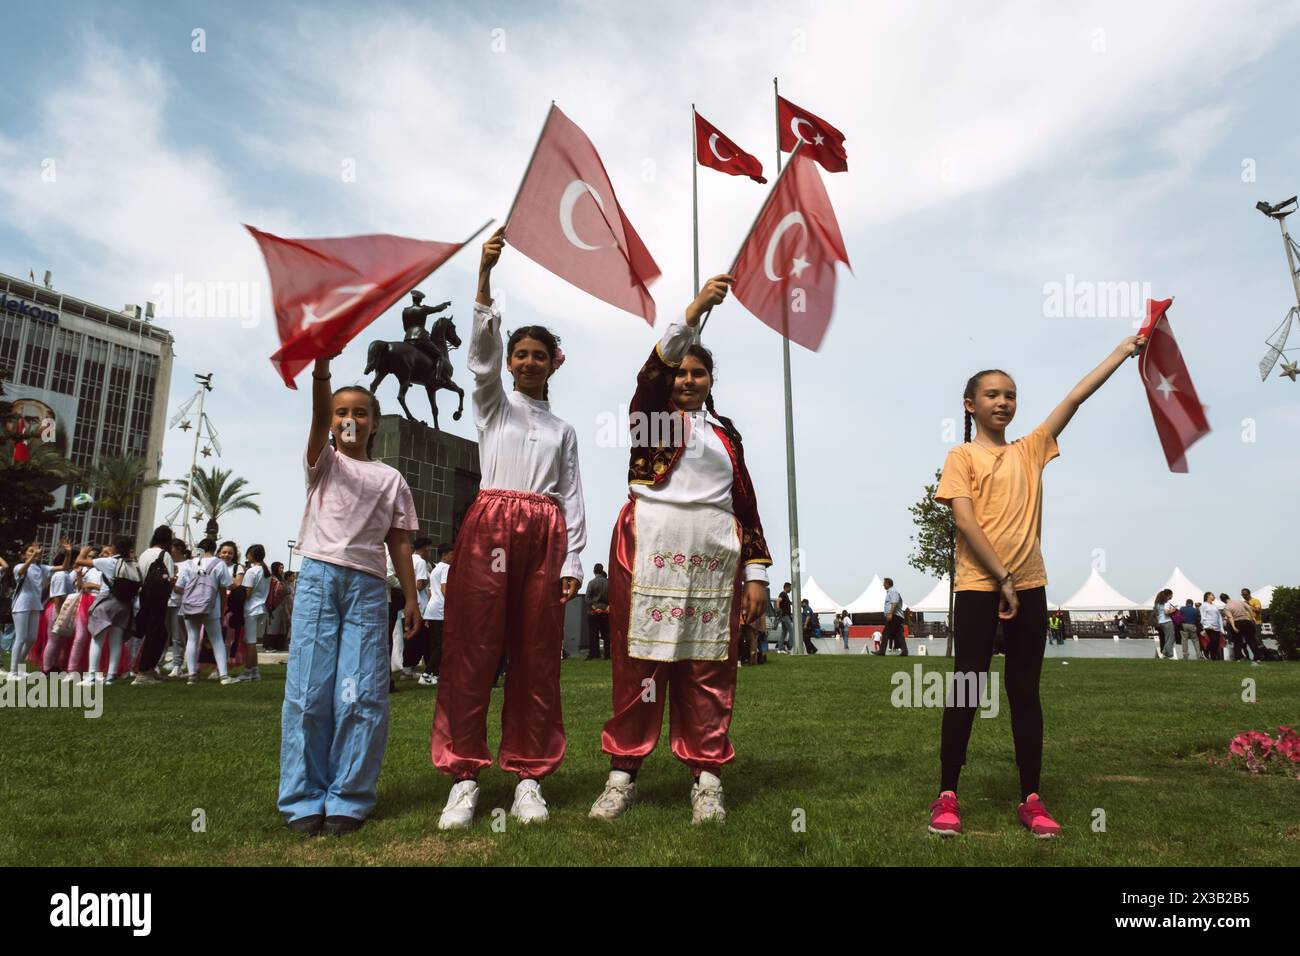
911, 577, 951, 614
1060, 568, 1143, 612
799, 577, 843, 614
1147, 567, 1204, 606
845, 575, 886, 615
1253, 586, 1276, 609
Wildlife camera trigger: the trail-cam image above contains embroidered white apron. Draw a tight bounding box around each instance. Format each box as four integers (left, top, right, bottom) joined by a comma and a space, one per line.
628, 497, 741, 662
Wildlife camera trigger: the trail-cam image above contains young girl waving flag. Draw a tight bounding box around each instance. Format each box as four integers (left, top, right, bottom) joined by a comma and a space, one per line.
431, 227, 587, 829
929, 331, 1145, 839
278, 359, 420, 836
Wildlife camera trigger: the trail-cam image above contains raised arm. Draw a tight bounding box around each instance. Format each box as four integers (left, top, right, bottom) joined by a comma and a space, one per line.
469, 228, 508, 424
1041, 334, 1146, 439
307, 356, 333, 467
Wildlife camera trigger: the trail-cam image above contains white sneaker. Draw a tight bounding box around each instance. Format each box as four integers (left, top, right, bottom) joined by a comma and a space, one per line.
76, 674, 100, 688
5, 671, 23, 682
510, 779, 549, 824
220, 675, 239, 685
690, 771, 726, 824
589, 770, 637, 820
438, 780, 480, 830
418, 673, 439, 686
208, 669, 222, 681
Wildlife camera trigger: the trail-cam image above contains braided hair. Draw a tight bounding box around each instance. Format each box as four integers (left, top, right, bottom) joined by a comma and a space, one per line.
962, 369, 1013, 443
685, 344, 744, 449
506, 325, 561, 400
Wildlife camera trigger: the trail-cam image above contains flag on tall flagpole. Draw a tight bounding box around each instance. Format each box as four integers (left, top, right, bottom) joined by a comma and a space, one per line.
1136, 297, 1211, 472
776, 95, 848, 173
505, 104, 661, 323
247, 226, 480, 388
729, 151, 851, 351
694, 111, 766, 183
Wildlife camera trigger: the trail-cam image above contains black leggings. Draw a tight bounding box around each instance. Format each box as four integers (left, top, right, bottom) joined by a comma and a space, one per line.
940, 586, 1047, 800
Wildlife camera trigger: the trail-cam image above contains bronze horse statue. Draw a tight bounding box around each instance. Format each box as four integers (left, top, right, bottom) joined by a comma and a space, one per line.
364, 314, 465, 430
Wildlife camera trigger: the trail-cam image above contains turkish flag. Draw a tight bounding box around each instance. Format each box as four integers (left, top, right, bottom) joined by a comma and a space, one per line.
505, 104, 660, 323
731, 152, 851, 351
246, 226, 465, 388
695, 111, 766, 183
777, 95, 848, 173
1136, 298, 1211, 472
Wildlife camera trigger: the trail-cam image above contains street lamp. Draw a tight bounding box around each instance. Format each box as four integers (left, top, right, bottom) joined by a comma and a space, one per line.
287, 539, 297, 573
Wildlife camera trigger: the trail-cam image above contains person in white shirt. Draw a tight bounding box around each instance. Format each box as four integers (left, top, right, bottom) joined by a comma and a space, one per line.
175, 538, 237, 685
37, 553, 79, 673
876, 579, 907, 657
2, 539, 73, 678
401, 538, 433, 679
590, 274, 772, 826
232, 543, 271, 682
73, 537, 141, 686
432, 228, 587, 830
418, 544, 453, 686
131, 525, 179, 685
1199, 592, 1225, 661
164, 541, 192, 677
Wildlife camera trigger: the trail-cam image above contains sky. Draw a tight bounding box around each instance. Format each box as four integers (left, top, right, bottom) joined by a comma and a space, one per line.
2, 0, 1298, 607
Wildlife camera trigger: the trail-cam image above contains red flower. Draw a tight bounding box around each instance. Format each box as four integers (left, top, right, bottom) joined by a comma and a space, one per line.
651, 608, 663, 622
653, 555, 665, 569
702, 611, 714, 623
686, 606, 696, 617
690, 554, 703, 566
708, 559, 718, 571
673, 553, 686, 565
671, 607, 684, 618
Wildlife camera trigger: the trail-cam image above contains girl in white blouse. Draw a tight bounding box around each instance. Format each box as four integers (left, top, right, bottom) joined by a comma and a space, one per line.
431, 227, 586, 830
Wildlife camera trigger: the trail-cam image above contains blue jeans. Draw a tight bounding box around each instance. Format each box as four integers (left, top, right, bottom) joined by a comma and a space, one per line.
778, 615, 793, 650
278, 557, 390, 822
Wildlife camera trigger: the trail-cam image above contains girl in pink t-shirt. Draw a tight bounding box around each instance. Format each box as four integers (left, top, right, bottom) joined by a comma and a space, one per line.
277, 362, 420, 836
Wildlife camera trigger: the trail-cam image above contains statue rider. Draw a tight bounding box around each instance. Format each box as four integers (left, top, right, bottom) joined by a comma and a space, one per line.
402, 290, 453, 365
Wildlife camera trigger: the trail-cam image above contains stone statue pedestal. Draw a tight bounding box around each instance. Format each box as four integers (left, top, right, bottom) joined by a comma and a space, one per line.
372, 415, 480, 545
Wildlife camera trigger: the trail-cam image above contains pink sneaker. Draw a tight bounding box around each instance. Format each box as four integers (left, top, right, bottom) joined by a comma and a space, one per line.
1017, 793, 1061, 838
928, 791, 961, 836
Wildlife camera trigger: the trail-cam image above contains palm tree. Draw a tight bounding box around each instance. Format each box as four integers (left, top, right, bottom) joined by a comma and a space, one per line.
82, 455, 168, 539
165, 466, 261, 538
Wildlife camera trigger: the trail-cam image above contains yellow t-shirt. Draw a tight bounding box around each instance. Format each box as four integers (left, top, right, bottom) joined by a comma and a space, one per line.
1247, 597, 1262, 624
935, 424, 1059, 592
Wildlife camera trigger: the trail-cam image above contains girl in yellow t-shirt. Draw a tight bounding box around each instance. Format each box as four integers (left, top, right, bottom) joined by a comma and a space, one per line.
928, 332, 1145, 839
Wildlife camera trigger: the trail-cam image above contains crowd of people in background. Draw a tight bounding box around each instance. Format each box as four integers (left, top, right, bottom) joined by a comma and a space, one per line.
1151, 588, 1271, 662
0, 526, 294, 686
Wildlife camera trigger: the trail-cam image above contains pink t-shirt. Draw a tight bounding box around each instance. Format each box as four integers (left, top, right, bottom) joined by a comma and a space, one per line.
295, 441, 419, 580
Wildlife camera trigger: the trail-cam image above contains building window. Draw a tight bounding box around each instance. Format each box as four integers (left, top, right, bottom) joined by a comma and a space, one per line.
20, 321, 53, 387
50, 329, 80, 394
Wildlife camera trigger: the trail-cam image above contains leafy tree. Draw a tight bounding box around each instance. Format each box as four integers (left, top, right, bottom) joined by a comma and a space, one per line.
0, 457, 65, 557
907, 467, 956, 656
1268, 586, 1299, 661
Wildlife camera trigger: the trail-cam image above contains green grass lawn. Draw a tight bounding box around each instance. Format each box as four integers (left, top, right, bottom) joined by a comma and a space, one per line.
3, 656, 1297, 866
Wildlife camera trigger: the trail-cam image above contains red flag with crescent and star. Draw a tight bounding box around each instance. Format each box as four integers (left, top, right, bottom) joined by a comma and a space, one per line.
777, 95, 848, 173
505, 104, 661, 323
1136, 297, 1210, 472
730, 152, 851, 351
695, 111, 766, 183
247, 226, 466, 388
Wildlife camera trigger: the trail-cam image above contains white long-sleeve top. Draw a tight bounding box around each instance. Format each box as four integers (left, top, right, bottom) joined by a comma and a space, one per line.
470, 301, 587, 582
631, 318, 768, 584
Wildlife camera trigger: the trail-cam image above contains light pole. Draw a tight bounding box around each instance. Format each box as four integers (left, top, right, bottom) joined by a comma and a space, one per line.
180, 373, 214, 546
286, 539, 297, 573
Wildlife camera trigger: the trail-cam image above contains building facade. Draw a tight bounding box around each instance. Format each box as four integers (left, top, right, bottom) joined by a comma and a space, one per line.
0, 271, 175, 551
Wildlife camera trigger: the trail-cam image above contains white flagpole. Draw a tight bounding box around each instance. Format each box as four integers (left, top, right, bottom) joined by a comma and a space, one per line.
692, 105, 701, 301
180, 384, 207, 547
774, 75, 805, 656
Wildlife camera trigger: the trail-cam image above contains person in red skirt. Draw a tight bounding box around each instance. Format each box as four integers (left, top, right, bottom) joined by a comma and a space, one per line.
431, 228, 587, 829
589, 274, 771, 825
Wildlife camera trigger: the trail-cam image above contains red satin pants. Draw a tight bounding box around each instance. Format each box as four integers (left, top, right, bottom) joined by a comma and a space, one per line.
600, 497, 742, 775
431, 489, 568, 780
